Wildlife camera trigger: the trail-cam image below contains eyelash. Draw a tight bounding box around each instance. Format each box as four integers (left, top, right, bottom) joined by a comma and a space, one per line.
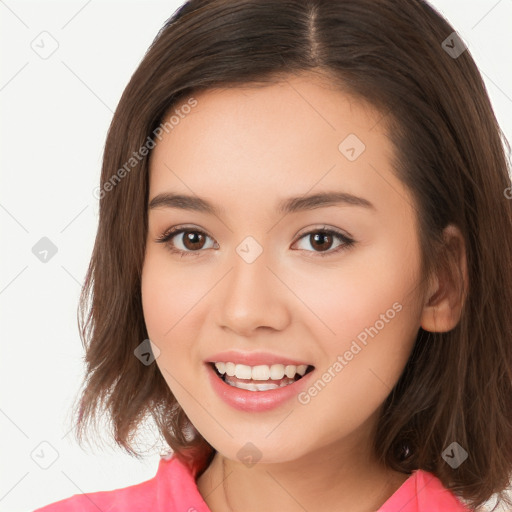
155, 225, 355, 258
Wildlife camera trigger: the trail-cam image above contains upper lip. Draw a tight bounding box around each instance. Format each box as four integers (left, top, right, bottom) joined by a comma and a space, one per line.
206, 350, 312, 367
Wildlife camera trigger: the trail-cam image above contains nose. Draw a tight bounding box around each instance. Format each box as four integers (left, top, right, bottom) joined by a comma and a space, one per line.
216, 243, 291, 337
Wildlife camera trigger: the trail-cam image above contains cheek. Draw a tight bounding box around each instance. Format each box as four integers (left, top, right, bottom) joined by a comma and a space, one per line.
141, 248, 217, 403
292, 240, 422, 349
141, 249, 209, 343
294, 241, 422, 430
141, 251, 200, 401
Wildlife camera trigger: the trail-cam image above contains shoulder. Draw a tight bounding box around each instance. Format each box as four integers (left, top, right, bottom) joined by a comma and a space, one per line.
379, 469, 473, 512
32, 455, 210, 512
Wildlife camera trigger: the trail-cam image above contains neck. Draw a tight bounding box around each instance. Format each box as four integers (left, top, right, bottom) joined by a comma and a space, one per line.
196, 424, 409, 512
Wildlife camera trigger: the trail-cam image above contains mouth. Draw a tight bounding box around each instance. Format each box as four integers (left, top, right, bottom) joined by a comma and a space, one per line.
209, 361, 315, 392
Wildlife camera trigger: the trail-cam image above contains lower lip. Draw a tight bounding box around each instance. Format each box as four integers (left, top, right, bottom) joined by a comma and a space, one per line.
206, 363, 314, 412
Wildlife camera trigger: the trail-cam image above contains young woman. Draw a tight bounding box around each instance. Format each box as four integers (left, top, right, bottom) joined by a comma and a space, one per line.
34, 0, 512, 511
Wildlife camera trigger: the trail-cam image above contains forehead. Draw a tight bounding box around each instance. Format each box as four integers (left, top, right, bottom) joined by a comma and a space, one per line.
148, 73, 412, 219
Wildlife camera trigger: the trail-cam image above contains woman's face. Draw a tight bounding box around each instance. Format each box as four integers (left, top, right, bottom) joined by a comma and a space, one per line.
141, 73, 428, 464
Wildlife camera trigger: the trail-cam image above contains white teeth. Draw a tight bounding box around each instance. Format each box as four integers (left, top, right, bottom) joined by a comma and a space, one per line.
285, 365, 296, 378
270, 364, 285, 380
227, 380, 280, 391
214, 362, 226, 374
225, 362, 236, 377
235, 364, 252, 380
225, 379, 294, 391
297, 365, 308, 376
213, 362, 310, 380
252, 365, 270, 380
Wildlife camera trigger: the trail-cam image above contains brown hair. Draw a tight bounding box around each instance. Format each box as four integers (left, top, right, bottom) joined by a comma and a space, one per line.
72, 0, 512, 509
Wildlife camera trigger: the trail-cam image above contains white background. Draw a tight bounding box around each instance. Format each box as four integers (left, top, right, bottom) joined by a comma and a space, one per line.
1, 1, 511, 511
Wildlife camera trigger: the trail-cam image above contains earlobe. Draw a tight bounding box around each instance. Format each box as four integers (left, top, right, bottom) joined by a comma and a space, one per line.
420, 224, 468, 333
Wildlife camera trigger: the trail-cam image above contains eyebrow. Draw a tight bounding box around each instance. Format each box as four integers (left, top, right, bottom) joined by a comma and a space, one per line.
148, 191, 375, 215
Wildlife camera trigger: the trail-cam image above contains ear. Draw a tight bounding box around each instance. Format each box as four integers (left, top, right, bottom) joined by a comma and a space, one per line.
420, 224, 468, 333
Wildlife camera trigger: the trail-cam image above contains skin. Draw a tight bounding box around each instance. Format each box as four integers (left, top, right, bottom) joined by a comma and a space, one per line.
141, 72, 467, 512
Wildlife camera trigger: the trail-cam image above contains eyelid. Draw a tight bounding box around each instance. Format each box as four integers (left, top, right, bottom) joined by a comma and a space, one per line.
292, 225, 355, 257
154, 224, 217, 257
155, 224, 355, 257
294, 224, 353, 243
154, 224, 210, 243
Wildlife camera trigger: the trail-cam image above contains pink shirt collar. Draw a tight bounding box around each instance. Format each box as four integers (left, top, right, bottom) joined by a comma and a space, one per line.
160, 454, 471, 512
34, 453, 472, 511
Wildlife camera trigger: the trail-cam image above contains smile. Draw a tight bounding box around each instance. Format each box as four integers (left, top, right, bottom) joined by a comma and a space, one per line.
205, 351, 316, 411
213, 362, 312, 391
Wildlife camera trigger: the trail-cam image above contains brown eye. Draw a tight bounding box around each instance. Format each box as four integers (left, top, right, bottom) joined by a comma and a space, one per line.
156, 227, 217, 256
309, 232, 334, 252
181, 231, 207, 251
294, 227, 355, 257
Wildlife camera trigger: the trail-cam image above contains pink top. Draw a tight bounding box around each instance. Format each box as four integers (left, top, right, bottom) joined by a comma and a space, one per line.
33, 454, 472, 511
